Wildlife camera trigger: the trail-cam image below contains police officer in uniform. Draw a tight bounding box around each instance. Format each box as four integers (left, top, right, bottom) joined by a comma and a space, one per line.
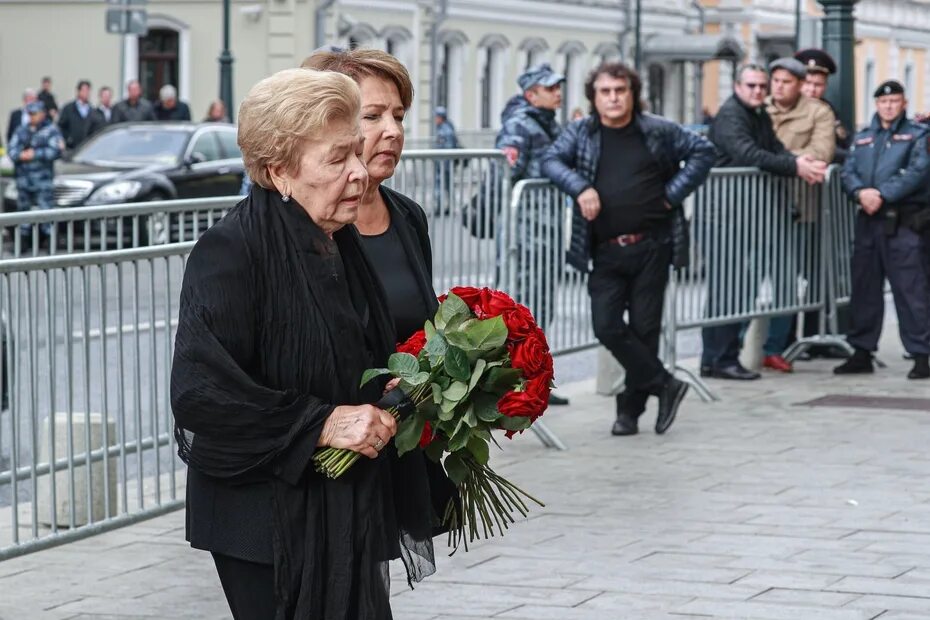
795, 48, 851, 163
7, 100, 63, 238
836, 80, 930, 379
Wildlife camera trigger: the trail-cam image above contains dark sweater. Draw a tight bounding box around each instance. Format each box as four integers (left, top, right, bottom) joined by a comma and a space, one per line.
593, 123, 669, 241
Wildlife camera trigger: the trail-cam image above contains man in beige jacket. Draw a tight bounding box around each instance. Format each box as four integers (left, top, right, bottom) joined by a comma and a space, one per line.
761, 57, 835, 373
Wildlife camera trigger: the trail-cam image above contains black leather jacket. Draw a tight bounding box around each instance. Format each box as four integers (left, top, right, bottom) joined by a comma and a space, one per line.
541, 113, 716, 272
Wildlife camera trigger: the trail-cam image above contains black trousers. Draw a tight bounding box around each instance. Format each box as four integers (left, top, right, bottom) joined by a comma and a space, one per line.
589, 235, 671, 416
212, 552, 277, 620
847, 214, 930, 355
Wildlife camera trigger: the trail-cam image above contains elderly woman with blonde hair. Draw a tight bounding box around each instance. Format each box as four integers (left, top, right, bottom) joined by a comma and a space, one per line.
171, 68, 437, 620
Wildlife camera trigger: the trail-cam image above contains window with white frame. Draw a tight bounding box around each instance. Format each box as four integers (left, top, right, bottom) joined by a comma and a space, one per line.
437, 32, 467, 125
382, 26, 412, 68
558, 41, 586, 123
520, 38, 548, 71
478, 35, 508, 129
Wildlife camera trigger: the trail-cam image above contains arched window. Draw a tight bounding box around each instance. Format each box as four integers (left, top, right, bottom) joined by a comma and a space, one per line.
437, 30, 468, 124
593, 42, 622, 66
138, 28, 179, 102
477, 35, 509, 129
520, 37, 549, 71
382, 26, 412, 68
558, 41, 586, 123
343, 23, 377, 50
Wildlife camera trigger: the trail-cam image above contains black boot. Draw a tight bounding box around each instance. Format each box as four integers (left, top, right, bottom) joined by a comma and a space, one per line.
611, 393, 638, 436
833, 348, 874, 375
908, 355, 929, 380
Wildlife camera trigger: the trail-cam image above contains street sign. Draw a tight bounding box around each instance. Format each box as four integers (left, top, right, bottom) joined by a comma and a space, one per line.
105, 7, 148, 35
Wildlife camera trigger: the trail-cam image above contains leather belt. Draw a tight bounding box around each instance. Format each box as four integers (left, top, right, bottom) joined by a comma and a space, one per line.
605, 233, 646, 247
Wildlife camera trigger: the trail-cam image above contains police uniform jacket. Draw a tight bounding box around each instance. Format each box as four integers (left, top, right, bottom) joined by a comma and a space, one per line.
8, 119, 63, 185
841, 113, 930, 214
765, 95, 836, 163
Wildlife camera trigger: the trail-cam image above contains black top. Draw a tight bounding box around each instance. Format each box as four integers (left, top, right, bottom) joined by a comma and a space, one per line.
360, 219, 429, 340
593, 122, 669, 241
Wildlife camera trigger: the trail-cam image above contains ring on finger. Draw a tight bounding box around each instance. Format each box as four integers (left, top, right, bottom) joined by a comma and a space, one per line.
374, 438, 384, 450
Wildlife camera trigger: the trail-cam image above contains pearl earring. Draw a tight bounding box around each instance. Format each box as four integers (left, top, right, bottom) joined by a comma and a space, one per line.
281, 193, 291, 203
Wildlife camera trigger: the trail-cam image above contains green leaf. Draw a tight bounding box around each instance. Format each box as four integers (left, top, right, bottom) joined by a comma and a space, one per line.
463, 404, 478, 427
360, 367, 390, 387
445, 345, 471, 382
388, 353, 420, 380
468, 359, 488, 393
435, 375, 451, 390
466, 436, 490, 465
395, 416, 425, 456
431, 382, 443, 405
406, 371, 431, 386
482, 367, 523, 392
438, 400, 457, 420
445, 330, 473, 351
463, 316, 508, 351
448, 418, 471, 452
424, 320, 437, 341
424, 332, 448, 367
424, 437, 445, 463
442, 381, 468, 402
473, 392, 502, 422
443, 452, 469, 485
499, 415, 532, 432
440, 293, 471, 326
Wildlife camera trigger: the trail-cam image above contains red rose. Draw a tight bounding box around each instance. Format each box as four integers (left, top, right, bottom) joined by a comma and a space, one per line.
523, 374, 552, 410
509, 333, 552, 378
497, 388, 545, 419
448, 286, 483, 308
480, 289, 517, 318
501, 304, 537, 341
397, 330, 427, 356
419, 421, 433, 448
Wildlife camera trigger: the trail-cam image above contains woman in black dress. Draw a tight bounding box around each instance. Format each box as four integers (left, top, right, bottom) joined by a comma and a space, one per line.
302, 49, 457, 523
171, 68, 437, 620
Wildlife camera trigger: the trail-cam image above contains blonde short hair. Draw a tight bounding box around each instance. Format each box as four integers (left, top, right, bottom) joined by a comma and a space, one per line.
301, 48, 414, 110
237, 68, 361, 190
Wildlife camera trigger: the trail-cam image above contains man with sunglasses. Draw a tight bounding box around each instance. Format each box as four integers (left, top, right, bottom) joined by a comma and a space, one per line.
700, 63, 828, 381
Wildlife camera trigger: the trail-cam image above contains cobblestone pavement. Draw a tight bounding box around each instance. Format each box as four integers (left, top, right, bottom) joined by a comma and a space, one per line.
1, 330, 929, 619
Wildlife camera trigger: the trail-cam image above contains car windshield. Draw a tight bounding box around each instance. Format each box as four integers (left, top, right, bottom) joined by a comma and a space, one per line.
73, 128, 189, 166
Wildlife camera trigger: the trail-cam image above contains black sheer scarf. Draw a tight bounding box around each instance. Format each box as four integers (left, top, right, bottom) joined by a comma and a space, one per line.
171, 186, 436, 619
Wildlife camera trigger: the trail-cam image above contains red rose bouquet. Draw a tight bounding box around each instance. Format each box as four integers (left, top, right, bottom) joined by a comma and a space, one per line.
313, 286, 554, 552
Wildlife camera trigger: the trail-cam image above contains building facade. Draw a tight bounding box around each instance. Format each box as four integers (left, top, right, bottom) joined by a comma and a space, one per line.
2, 0, 930, 150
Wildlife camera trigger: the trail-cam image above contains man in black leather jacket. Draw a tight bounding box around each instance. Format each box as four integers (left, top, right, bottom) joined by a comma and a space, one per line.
542, 61, 715, 437
700, 63, 828, 381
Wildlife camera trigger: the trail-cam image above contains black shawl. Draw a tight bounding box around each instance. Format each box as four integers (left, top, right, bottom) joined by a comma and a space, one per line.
171, 186, 436, 619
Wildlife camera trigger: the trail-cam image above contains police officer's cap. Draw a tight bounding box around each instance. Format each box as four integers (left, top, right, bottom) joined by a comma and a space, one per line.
24, 101, 45, 114
435, 106, 448, 118
518, 63, 565, 92
874, 80, 905, 98
769, 57, 807, 80
794, 48, 837, 75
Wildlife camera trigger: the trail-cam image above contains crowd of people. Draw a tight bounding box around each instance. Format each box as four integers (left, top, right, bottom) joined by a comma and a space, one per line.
482, 47, 929, 441
3, 77, 232, 239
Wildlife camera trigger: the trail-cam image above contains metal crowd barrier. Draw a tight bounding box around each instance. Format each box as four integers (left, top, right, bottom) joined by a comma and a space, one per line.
0, 244, 192, 560
0, 196, 240, 259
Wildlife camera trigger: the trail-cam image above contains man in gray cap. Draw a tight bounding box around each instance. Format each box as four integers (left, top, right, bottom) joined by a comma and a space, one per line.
759, 57, 836, 373
7, 100, 63, 238
496, 63, 568, 405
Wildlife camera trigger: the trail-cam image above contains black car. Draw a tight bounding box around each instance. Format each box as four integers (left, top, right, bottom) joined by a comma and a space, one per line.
3, 122, 244, 243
